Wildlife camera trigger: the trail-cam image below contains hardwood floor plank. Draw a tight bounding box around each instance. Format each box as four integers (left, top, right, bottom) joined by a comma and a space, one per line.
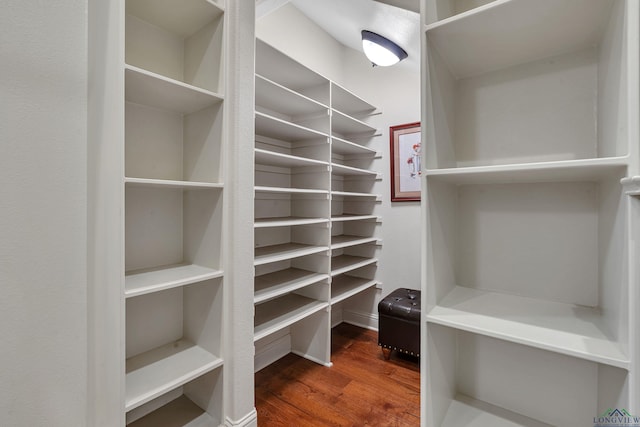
255, 323, 420, 426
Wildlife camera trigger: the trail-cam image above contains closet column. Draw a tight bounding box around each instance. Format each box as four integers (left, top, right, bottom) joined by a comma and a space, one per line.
222, 0, 257, 426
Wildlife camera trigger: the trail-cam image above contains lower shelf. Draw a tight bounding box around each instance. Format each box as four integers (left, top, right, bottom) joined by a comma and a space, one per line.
330, 254, 377, 276
125, 263, 223, 298
128, 395, 217, 427
254, 243, 329, 265
125, 340, 223, 412
254, 294, 328, 341
254, 268, 329, 304
426, 286, 628, 368
441, 395, 552, 427
331, 275, 377, 304
330, 235, 378, 250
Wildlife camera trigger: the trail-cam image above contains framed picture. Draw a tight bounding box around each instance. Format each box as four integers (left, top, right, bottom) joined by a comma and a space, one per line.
390, 122, 421, 202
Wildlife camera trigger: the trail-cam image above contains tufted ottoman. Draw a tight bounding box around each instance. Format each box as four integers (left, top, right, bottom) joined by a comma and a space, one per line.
378, 288, 421, 359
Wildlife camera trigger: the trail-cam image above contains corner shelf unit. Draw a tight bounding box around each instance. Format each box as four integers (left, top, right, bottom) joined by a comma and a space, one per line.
420, 1, 639, 426
253, 39, 382, 371
122, 0, 227, 425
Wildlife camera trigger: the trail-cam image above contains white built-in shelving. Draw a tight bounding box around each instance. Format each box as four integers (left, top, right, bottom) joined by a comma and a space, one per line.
421, 0, 639, 426
253, 39, 382, 371
121, 0, 227, 424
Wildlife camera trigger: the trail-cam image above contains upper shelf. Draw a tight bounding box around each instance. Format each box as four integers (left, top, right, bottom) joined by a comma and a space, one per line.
426, 286, 629, 369
125, 177, 224, 190
332, 110, 377, 136
255, 112, 328, 142
255, 148, 329, 169
126, 0, 224, 39
254, 243, 329, 266
255, 74, 328, 117
331, 136, 378, 157
425, 0, 617, 78
256, 39, 329, 99
331, 163, 379, 177
330, 82, 376, 117
125, 65, 224, 114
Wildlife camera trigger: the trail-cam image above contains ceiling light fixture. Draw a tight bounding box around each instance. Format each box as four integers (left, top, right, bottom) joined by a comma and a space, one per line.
361, 30, 408, 67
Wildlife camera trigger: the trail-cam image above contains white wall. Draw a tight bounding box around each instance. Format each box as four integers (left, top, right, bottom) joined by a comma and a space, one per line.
1, 1, 88, 425
257, 4, 421, 322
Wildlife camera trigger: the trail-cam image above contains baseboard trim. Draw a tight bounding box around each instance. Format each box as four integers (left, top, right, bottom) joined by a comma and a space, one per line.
225, 408, 257, 427
342, 309, 378, 331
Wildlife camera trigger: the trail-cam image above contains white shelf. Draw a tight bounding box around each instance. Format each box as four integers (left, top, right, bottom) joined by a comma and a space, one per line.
331, 190, 380, 199
330, 235, 378, 250
254, 243, 329, 266
125, 65, 223, 114
126, 0, 224, 38
255, 74, 328, 116
254, 294, 328, 341
125, 264, 223, 298
331, 163, 378, 177
255, 111, 328, 142
427, 286, 629, 369
254, 148, 329, 169
426, 157, 629, 184
125, 340, 223, 412
256, 39, 329, 96
254, 268, 329, 304
331, 214, 378, 223
331, 136, 377, 157
331, 110, 376, 136
254, 217, 329, 228
331, 276, 377, 304
330, 255, 378, 277
255, 186, 329, 196
440, 395, 553, 427
425, 0, 616, 79
128, 395, 217, 427
125, 177, 224, 190
330, 82, 376, 116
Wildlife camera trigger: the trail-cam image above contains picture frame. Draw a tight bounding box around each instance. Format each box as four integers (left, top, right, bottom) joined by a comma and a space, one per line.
390, 122, 421, 202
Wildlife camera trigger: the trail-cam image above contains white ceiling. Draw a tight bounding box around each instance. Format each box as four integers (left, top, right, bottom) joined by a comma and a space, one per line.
256, 0, 421, 71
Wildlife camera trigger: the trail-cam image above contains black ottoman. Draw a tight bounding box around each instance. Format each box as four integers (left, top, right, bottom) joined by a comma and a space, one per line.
378, 288, 421, 359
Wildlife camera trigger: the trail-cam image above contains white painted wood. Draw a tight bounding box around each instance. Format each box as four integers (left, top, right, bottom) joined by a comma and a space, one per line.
255, 111, 328, 142
126, 0, 224, 38
125, 65, 223, 114
330, 235, 378, 250
331, 276, 377, 304
331, 109, 377, 136
425, 0, 616, 79
256, 74, 328, 116
125, 264, 223, 298
330, 214, 378, 223
255, 185, 329, 195
254, 217, 329, 228
125, 178, 224, 189
330, 255, 378, 276
330, 82, 376, 116
254, 243, 329, 266
427, 286, 628, 368
254, 294, 329, 341
331, 190, 380, 199
255, 148, 329, 169
331, 136, 377, 157
441, 396, 553, 427
255, 38, 329, 100
125, 340, 223, 411
255, 269, 329, 304
425, 157, 629, 185
128, 395, 217, 427
422, 0, 639, 424
331, 163, 378, 177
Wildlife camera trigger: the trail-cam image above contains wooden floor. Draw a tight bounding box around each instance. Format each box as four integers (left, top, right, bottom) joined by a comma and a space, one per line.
255, 323, 420, 426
